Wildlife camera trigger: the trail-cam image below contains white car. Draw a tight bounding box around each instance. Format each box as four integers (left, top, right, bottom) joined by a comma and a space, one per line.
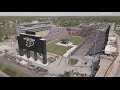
19, 60, 28, 67
28, 65, 37, 70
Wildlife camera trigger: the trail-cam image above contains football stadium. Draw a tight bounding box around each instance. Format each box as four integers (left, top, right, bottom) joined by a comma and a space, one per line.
14, 20, 112, 77
1, 16, 119, 77
16, 21, 86, 57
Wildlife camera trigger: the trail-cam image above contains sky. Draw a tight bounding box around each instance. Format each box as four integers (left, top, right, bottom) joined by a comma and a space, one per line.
0, 12, 120, 16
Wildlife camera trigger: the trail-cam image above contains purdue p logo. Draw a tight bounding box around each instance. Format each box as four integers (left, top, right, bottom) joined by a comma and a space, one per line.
23, 37, 35, 47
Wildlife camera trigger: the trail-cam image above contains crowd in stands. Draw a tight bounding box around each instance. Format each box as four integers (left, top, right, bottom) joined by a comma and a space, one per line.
42, 23, 110, 56
43, 27, 68, 42
72, 23, 110, 56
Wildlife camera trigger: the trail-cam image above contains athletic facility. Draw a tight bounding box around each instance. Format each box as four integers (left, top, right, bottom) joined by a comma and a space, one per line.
16, 21, 110, 59
15, 21, 111, 77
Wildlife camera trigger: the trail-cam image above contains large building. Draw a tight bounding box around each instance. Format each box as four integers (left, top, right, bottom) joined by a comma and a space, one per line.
16, 21, 53, 35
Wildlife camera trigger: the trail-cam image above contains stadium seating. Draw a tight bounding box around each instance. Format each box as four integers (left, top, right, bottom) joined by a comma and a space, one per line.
43, 27, 68, 42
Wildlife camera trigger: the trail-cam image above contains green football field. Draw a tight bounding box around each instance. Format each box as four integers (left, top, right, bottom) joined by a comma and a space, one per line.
47, 36, 84, 55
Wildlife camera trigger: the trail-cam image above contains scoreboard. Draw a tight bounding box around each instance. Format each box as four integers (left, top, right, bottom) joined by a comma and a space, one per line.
17, 31, 47, 64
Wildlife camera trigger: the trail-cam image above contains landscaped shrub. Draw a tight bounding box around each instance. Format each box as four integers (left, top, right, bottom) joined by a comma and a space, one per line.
68, 58, 78, 65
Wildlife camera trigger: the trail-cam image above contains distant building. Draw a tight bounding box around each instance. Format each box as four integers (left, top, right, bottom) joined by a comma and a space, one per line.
0, 22, 3, 25
16, 21, 53, 35
8, 21, 14, 28
104, 34, 117, 55
0, 22, 4, 28
31, 21, 39, 23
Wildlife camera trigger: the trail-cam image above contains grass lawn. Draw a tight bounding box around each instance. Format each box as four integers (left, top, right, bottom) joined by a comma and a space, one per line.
0, 63, 29, 77
47, 36, 85, 55
68, 58, 78, 66
116, 31, 120, 36
47, 41, 72, 55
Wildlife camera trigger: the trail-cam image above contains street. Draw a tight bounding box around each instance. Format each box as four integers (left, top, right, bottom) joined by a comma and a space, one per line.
107, 27, 120, 77
114, 34, 120, 77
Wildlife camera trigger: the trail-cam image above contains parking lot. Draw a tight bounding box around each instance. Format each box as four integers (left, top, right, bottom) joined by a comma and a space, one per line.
0, 54, 49, 77
0, 38, 91, 77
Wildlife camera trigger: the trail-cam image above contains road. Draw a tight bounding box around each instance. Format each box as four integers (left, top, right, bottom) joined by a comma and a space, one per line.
114, 34, 120, 77
115, 65, 120, 76
107, 24, 120, 77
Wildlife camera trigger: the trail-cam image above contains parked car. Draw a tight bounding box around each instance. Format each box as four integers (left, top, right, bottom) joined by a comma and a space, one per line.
19, 60, 28, 67
16, 59, 22, 64
34, 67, 42, 72
28, 65, 37, 70
34, 66, 48, 75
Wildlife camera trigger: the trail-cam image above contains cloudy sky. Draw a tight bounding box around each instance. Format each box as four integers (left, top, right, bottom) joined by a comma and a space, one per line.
0, 12, 120, 16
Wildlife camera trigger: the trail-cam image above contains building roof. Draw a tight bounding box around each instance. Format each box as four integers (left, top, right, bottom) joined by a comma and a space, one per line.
20, 21, 52, 26
105, 45, 117, 53
108, 37, 116, 42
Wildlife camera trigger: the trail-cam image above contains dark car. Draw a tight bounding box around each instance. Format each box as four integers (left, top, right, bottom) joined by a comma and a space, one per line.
34, 67, 42, 72
35, 67, 48, 74
0, 51, 3, 54
41, 68, 48, 73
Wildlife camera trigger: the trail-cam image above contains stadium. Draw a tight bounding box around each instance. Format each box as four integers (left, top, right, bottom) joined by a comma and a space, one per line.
16, 21, 85, 57
15, 20, 111, 76
0, 15, 120, 77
